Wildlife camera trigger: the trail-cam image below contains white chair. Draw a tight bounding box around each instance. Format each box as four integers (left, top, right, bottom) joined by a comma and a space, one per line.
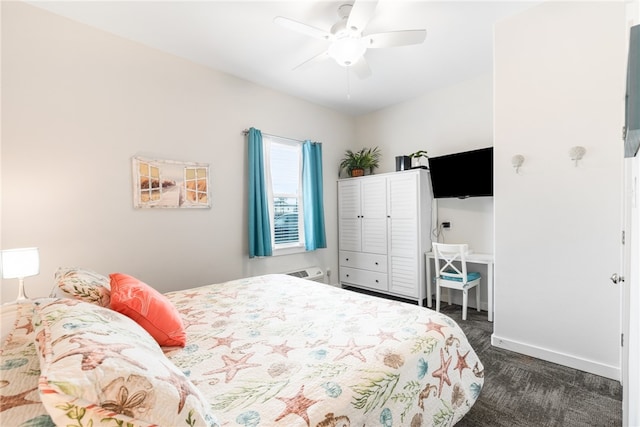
432, 243, 481, 321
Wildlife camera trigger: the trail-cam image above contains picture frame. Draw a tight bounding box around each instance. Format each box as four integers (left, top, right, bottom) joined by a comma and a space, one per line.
132, 156, 211, 209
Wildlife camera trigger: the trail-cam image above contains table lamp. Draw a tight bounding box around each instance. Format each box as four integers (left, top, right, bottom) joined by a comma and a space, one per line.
1, 247, 39, 302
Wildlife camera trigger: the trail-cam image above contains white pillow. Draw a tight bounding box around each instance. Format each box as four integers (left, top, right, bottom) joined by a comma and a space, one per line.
32, 298, 217, 427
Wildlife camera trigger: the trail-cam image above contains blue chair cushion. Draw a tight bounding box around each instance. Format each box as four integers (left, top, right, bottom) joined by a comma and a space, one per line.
440, 270, 481, 282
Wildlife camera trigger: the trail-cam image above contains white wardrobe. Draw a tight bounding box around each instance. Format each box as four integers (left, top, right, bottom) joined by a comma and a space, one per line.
338, 169, 433, 305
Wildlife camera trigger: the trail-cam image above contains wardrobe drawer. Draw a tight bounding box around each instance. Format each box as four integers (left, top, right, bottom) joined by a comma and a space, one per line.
340, 267, 388, 292
339, 251, 387, 273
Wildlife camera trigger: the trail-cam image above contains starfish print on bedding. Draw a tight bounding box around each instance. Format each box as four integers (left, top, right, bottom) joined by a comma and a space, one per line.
0, 387, 38, 412
330, 338, 374, 363
182, 315, 208, 330
156, 365, 201, 413
267, 340, 295, 357
204, 353, 259, 383
358, 303, 379, 318
208, 333, 238, 350
180, 292, 201, 299
425, 319, 447, 338
53, 337, 145, 371
375, 329, 400, 343
178, 306, 198, 316
212, 309, 235, 318
454, 350, 471, 378
217, 290, 239, 300
274, 385, 319, 427
432, 348, 452, 398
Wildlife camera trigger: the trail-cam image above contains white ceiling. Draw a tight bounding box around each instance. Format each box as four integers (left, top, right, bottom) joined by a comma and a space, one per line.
27, 0, 540, 116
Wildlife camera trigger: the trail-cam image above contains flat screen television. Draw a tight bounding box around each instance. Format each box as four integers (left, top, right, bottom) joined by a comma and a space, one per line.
428, 147, 493, 199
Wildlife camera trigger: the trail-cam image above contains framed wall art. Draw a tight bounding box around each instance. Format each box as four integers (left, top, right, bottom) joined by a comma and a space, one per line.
132, 156, 211, 209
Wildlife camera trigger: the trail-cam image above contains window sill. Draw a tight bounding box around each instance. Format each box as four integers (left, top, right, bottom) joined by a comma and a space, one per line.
273, 244, 306, 256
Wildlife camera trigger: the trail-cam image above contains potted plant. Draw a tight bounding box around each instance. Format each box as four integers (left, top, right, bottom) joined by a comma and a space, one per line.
340, 147, 381, 177
409, 150, 429, 169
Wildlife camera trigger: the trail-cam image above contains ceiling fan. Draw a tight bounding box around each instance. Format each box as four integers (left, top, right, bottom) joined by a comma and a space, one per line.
274, 0, 427, 79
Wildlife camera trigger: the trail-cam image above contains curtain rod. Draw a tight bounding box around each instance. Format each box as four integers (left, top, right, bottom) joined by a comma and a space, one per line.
241, 128, 320, 145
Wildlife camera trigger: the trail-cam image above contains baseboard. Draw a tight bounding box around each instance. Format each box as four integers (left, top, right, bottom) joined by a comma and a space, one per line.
491, 333, 621, 381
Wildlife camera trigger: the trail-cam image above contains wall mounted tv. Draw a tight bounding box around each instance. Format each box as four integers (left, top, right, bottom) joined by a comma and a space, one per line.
428, 147, 493, 199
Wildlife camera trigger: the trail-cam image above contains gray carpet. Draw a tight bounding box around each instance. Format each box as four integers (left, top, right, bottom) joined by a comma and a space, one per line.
342, 286, 623, 426
439, 304, 623, 427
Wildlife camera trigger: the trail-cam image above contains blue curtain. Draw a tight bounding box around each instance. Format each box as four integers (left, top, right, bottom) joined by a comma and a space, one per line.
302, 141, 327, 250
248, 128, 272, 257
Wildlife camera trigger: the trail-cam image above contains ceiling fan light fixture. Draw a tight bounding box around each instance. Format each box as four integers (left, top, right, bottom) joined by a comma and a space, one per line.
328, 37, 367, 67
276, 0, 426, 76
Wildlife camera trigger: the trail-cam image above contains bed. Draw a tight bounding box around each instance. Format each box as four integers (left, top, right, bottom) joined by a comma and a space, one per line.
1, 270, 484, 426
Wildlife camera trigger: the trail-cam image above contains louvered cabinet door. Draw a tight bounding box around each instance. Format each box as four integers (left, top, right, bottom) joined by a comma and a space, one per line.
360, 177, 387, 255
388, 173, 420, 298
338, 180, 362, 252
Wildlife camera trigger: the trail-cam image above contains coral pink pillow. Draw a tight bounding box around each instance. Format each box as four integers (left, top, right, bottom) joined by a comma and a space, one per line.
109, 273, 186, 347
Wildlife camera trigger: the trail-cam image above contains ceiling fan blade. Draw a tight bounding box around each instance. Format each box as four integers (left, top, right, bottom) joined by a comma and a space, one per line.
351, 57, 372, 79
366, 30, 427, 48
274, 16, 333, 41
292, 50, 330, 71
346, 0, 379, 34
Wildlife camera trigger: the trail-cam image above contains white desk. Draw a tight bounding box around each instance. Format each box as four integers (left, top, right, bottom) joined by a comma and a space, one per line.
425, 251, 494, 322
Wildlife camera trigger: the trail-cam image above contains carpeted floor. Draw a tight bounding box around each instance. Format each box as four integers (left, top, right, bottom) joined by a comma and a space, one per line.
439, 304, 623, 427
342, 286, 623, 426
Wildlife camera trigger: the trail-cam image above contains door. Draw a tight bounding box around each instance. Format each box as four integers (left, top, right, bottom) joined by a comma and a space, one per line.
622, 155, 639, 426
388, 173, 419, 297
338, 180, 361, 252
360, 177, 387, 254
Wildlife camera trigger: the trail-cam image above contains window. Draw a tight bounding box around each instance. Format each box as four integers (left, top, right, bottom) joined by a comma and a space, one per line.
137, 160, 161, 203
247, 127, 325, 258
264, 136, 304, 252
184, 167, 208, 205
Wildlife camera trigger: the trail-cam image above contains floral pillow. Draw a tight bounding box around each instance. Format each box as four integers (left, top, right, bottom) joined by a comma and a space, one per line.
32, 298, 218, 427
50, 267, 111, 307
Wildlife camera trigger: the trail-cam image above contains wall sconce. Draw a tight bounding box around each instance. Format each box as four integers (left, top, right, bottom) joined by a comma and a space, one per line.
1, 247, 40, 302
569, 146, 586, 166
511, 154, 525, 173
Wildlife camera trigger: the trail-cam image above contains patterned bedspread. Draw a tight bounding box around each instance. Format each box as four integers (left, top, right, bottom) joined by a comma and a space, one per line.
164, 274, 484, 426
0, 303, 50, 424
0, 274, 483, 426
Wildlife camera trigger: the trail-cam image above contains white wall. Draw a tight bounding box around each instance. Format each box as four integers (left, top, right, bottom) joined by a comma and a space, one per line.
0, 2, 354, 302
355, 74, 495, 307
493, 1, 626, 379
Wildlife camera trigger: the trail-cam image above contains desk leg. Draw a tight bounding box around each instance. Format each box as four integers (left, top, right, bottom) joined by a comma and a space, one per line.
487, 261, 494, 322
425, 254, 432, 308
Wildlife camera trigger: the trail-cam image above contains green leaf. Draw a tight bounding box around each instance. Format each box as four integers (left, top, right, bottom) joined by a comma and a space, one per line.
351, 372, 400, 413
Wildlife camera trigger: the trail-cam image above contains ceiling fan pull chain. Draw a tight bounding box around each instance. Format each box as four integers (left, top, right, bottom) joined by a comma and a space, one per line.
346, 67, 351, 100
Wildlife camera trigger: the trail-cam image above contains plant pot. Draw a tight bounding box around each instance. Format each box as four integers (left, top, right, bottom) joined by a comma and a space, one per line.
350, 168, 365, 177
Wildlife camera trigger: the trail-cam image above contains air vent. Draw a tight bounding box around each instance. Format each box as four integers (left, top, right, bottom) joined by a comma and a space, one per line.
286, 267, 324, 283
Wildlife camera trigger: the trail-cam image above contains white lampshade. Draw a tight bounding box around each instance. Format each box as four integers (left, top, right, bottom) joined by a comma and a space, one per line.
1, 247, 40, 279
